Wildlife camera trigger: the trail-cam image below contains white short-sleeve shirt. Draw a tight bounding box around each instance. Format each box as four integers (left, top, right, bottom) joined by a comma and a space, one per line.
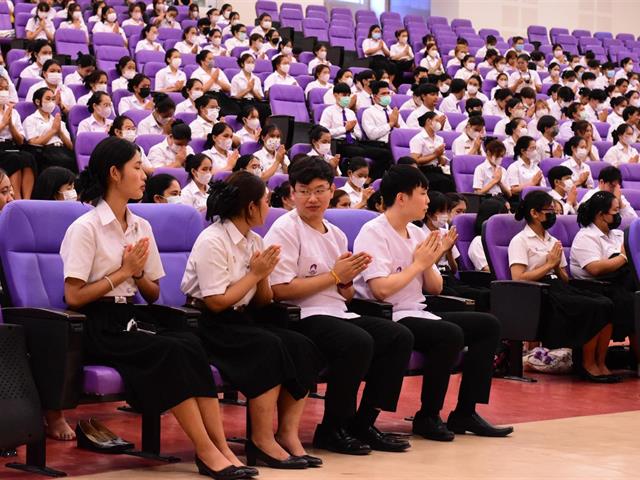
23, 110, 71, 145
118, 95, 147, 115
190, 66, 229, 93
147, 138, 194, 168
603, 142, 639, 167
508, 224, 567, 274
175, 99, 197, 114
136, 113, 164, 136
579, 188, 637, 220
77, 114, 113, 134
202, 148, 231, 170
155, 66, 187, 91
252, 146, 289, 173
353, 214, 441, 321
189, 116, 214, 139
181, 180, 208, 212
263, 209, 358, 320
340, 181, 362, 207
468, 236, 488, 271
409, 129, 445, 167
25, 18, 54, 40
135, 40, 165, 53
506, 159, 547, 188
60, 200, 165, 298
473, 160, 509, 195
263, 72, 298, 93
561, 158, 594, 188
0, 106, 25, 142
25, 81, 76, 107
230, 72, 263, 100
570, 223, 624, 280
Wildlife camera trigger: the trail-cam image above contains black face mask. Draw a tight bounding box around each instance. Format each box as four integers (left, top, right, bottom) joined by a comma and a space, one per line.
607, 212, 622, 230
139, 87, 151, 98
541, 212, 557, 230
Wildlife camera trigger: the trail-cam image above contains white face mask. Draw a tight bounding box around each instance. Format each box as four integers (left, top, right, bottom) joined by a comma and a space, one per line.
439, 84, 449, 93
98, 105, 112, 118
46, 72, 62, 85
0, 90, 9, 105
563, 179, 574, 191
428, 50, 438, 59
316, 142, 331, 155
95, 84, 108, 92
435, 214, 449, 229
282, 46, 293, 55
517, 127, 528, 137
350, 176, 366, 189
212, 37, 222, 46
319, 72, 330, 83
431, 120, 442, 132
171, 57, 182, 69
265, 137, 280, 151
490, 156, 503, 167
122, 129, 136, 142
41, 100, 56, 113
39, 54, 53, 65
244, 63, 255, 73
165, 195, 182, 204
575, 147, 588, 160
190, 89, 204, 101
622, 134, 635, 145
206, 108, 219, 122
466, 85, 478, 94
344, 77, 354, 87
527, 150, 540, 162
107, 12, 117, 23
123, 69, 136, 80
132, 11, 142, 20
536, 109, 550, 118
250, 167, 262, 176
468, 130, 481, 140
61, 189, 77, 201
280, 63, 290, 74
318, 50, 327, 60
38, 11, 47, 20
498, 80, 508, 88
262, 21, 272, 30
72, 11, 82, 20
217, 137, 232, 150
195, 171, 212, 185
246, 118, 260, 130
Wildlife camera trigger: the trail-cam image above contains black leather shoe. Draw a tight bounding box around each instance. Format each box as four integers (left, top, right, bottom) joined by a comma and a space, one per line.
312, 424, 372, 455
76, 420, 133, 453
89, 418, 135, 450
195, 456, 248, 480
580, 368, 619, 383
295, 454, 323, 467
237, 466, 259, 477
446, 411, 513, 437
412, 413, 455, 442
350, 426, 411, 452
245, 440, 308, 469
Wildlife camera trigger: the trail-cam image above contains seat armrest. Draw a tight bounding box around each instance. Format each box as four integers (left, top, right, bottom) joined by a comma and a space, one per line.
253, 302, 301, 327
458, 270, 493, 288
348, 298, 393, 320
425, 295, 475, 312
136, 303, 201, 330
634, 292, 640, 355
569, 278, 610, 295
490, 280, 549, 340
3, 307, 86, 325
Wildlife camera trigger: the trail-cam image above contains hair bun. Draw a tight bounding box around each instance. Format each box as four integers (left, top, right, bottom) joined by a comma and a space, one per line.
205, 180, 239, 222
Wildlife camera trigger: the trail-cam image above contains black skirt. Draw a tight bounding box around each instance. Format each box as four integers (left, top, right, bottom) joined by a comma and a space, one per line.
81, 302, 217, 414
0, 142, 37, 176
542, 279, 612, 349
198, 309, 323, 400
596, 266, 636, 339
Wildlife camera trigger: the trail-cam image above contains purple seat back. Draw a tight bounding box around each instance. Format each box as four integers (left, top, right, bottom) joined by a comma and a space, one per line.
280, 8, 303, 31
303, 18, 329, 42
390, 128, 420, 163
125, 109, 151, 125
548, 214, 580, 265
68, 105, 91, 139
482, 214, 525, 280
256, 1, 279, 20
154, 167, 189, 188
136, 134, 165, 154
93, 32, 125, 47
135, 50, 165, 68
252, 207, 287, 237
313, 104, 330, 124
223, 115, 243, 132
17, 78, 40, 100
68, 83, 89, 100
0, 200, 92, 309
324, 209, 379, 251
445, 112, 467, 129
622, 189, 640, 215
437, 131, 461, 150
76, 132, 108, 171
527, 25, 549, 45
483, 115, 502, 134
451, 155, 485, 193
239, 141, 261, 156
452, 213, 477, 271
267, 173, 289, 191
539, 158, 565, 177
14, 101, 37, 121
329, 26, 356, 50
593, 121, 610, 139
175, 112, 196, 125
586, 161, 608, 181
269, 85, 309, 122
288, 143, 311, 158
620, 163, 640, 189
594, 140, 612, 159
54, 28, 90, 56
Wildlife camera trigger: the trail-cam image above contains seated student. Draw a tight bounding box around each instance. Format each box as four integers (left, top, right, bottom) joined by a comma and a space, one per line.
230, 54, 270, 124
270, 181, 295, 210
122, 2, 146, 28
502, 117, 529, 156
26, 2, 55, 42
142, 173, 182, 204
235, 105, 262, 143
180, 153, 211, 212
571, 191, 639, 371
452, 116, 486, 156
92, 5, 127, 46
264, 157, 414, 455
583, 89, 609, 123
420, 42, 444, 75
189, 94, 220, 140
31, 166, 76, 201
202, 122, 240, 173
604, 123, 639, 166
535, 115, 563, 159
354, 70, 376, 110
454, 55, 477, 82
191, 50, 232, 101
308, 43, 332, 75
158, 5, 182, 30
232, 154, 262, 176
305, 65, 333, 99
354, 165, 513, 439
406, 83, 452, 130
509, 190, 617, 382
307, 125, 341, 175
330, 189, 351, 209
221, 11, 241, 37
137, 93, 176, 136
484, 55, 506, 82
561, 136, 594, 189
155, 49, 187, 93
76, 69, 110, 106
476, 35, 499, 59
389, 28, 414, 80
111, 56, 137, 93
578, 166, 638, 221
606, 96, 628, 131
569, 120, 600, 161
0, 76, 36, 200
59, 2, 89, 36
558, 103, 602, 142
477, 47, 498, 70
263, 55, 298, 95
118, 74, 153, 115
250, 12, 272, 37
468, 197, 510, 271
409, 111, 456, 193
519, 86, 538, 118
508, 135, 545, 195
109, 115, 154, 175
340, 157, 373, 209
77, 92, 113, 134
446, 193, 467, 220
361, 80, 405, 143
439, 79, 466, 114
203, 28, 228, 56
225, 23, 249, 51
23, 87, 76, 173
473, 139, 510, 197
25, 60, 76, 114
547, 165, 578, 215
608, 105, 639, 142
175, 26, 202, 55
176, 79, 205, 115
483, 87, 512, 118
508, 54, 542, 93
399, 84, 423, 111
147, 121, 194, 169
543, 62, 562, 86
493, 98, 527, 137
447, 44, 468, 69
252, 125, 289, 177
183, 172, 323, 469
272, 37, 298, 64
20, 40, 52, 80
64, 53, 96, 87
135, 25, 165, 53
455, 98, 483, 132
465, 75, 488, 104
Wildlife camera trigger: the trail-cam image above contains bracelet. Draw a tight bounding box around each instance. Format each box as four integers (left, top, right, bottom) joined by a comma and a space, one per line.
329, 269, 341, 285
104, 275, 115, 291
132, 271, 144, 280
338, 281, 354, 289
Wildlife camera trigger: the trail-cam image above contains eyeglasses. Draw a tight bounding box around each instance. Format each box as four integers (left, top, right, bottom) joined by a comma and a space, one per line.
295, 187, 331, 198
540, 209, 556, 214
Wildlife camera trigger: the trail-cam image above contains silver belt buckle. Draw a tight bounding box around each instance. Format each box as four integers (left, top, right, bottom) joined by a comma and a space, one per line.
115, 296, 128, 304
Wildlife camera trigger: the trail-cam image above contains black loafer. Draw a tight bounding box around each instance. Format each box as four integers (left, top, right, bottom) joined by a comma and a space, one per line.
76, 420, 134, 453
312, 424, 371, 455
350, 426, 411, 452
580, 369, 620, 383
446, 411, 513, 437
412, 413, 455, 442
245, 440, 308, 469
195, 456, 248, 480
295, 454, 323, 467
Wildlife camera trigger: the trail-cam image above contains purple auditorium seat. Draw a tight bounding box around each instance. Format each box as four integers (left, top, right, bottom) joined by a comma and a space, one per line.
123, 24, 143, 38
135, 50, 165, 68
594, 31, 613, 41
572, 29, 591, 38
252, 206, 287, 237
54, 27, 90, 56
622, 189, 640, 216
527, 25, 549, 45
624, 220, 640, 345
334, 176, 348, 189
404, 14, 425, 27
175, 112, 196, 125
539, 158, 565, 178
592, 121, 610, 139
302, 18, 329, 42
239, 141, 261, 156
548, 214, 580, 266
75, 132, 108, 171
579, 36, 601, 54
93, 32, 125, 48
308, 87, 329, 112
222, 115, 242, 132
451, 155, 485, 193
520, 186, 550, 200
451, 213, 477, 271
15, 13, 31, 39
266, 173, 289, 190
154, 167, 188, 188
280, 8, 303, 31
436, 131, 461, 151
136, 134, 165, 154
254, 59, 273, 74
307, 7, 328, 22
213, 171, 231, 183
556, 34, 579, 55
190, 138, 206, 155
269, 85, 309, 122
593, 140, 612, 158
143, 61, 166, 81
96, 46, 129, 72
450, 18, 472, 29
68, 84, 89, 101
324, 208, 378, 250
295, 75, 313, 91
6, 49, 27, 66
67, 105, 91, 139
14, 102, 37, 121
445, 112, 467, 130
390, 128, 420, 162
213, 56, 239, 71
158, 27, 182, 41
549, 27, 569, 44
122, 109, 152, 126
482, 115, 502, 134
585, 161, 608, 181
390, 94, 410, 109
298, 51, 315, 64
619, 163, 640, 189
288, 143, 311, 158
112, 89, 132, 115
329, 26, 356, 51
478, 28, 500, 39
17, 78, 40, 101
370, 178, 381, 191
331, 7, 352, 18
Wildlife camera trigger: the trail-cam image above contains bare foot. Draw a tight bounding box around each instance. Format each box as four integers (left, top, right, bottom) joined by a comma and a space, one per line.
275, 432, 306, 457
44, 411, 75, 441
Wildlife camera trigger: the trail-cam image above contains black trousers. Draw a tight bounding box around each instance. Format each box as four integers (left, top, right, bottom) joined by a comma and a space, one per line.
399, 311, 500, 416
27, 145, 77, 174
336, 140, 393, 180
419, 165, 456, 193
292, 315, 414, 427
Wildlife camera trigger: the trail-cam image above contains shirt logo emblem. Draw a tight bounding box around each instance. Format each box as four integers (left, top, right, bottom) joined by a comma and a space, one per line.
309, 264, 318, 276
395, 266, 402, 273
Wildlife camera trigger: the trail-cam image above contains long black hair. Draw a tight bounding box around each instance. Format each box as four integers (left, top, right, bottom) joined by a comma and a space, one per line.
474, 197, 509, 236
577, 190, 616, 227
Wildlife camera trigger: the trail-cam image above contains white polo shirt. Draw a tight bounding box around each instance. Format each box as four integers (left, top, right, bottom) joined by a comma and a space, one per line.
252, 146, 289, 173
190, 66, 229, 93
181, 179, 208, 212
25, 18, 54, 41
263, 209, 359, 320
406, 105, 452, 130
189, 115, 214, 139
439, 93, 462, 114
603, 142, 639, 167
25, 81, 76, 107
60, 200, 165, 298
472, 160, 509, 195
506, 159, 547, 189
561, 157, 594, 188
135, 40, 165, 53
570, 223, 624, 279
0, 106, 25, 142
452, 131, 485, 156
23, 110, 71, 145
549, 189, 576, 215
409, 129, 446, 167
579, 188, 637, 220
118, 95, 148, 115
202, 147, 231, 170
536, 136, 562, 160
175, 99, 197, 114
353, 214, 441, 322
77, 114, 113, 134
508, 224, 567, 273
508, 69, 541, 93
340, 181, 362, 207
147, 138, 194, 168
263, 72, 298, 93
155, 66, 187, 92
230, 72, 264, 100
307, 58, 331, 75
468, 236, 488, 271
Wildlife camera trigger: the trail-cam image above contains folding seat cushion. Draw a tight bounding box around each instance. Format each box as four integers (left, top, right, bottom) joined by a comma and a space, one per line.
93, 32, 125, 47
451, 213, 477, 271
269, 85, 309, 122
302, 18, 329, 42
451, 155, 485, 192
329, 26, 356, 50
280, 8, 303, 31
527, 25, 549, 45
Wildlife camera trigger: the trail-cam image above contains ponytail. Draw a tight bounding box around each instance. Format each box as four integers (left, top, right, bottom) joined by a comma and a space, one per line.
205, 171, 266, 223
514, 190, 552, 222
577, 190, 615, 227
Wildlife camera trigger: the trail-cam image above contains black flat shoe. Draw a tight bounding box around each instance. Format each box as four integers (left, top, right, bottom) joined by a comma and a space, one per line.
245, 440, 308, 469
446, 411, 513, 438
89, 418, 134, 450
237, 466, 259, 477
295, 454, 323, 467
412, 413, 455, 442
350, 426, 411, 453
195, 456, 248, 480
580, 368, 619, 383
76, 420, 133, 453
312, 424, 371, 456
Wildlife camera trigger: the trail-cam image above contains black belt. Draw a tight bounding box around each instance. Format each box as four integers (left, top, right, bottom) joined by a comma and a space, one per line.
186, 296, 246, 312
542, 274, 559, 281
96, 296, 134, 304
